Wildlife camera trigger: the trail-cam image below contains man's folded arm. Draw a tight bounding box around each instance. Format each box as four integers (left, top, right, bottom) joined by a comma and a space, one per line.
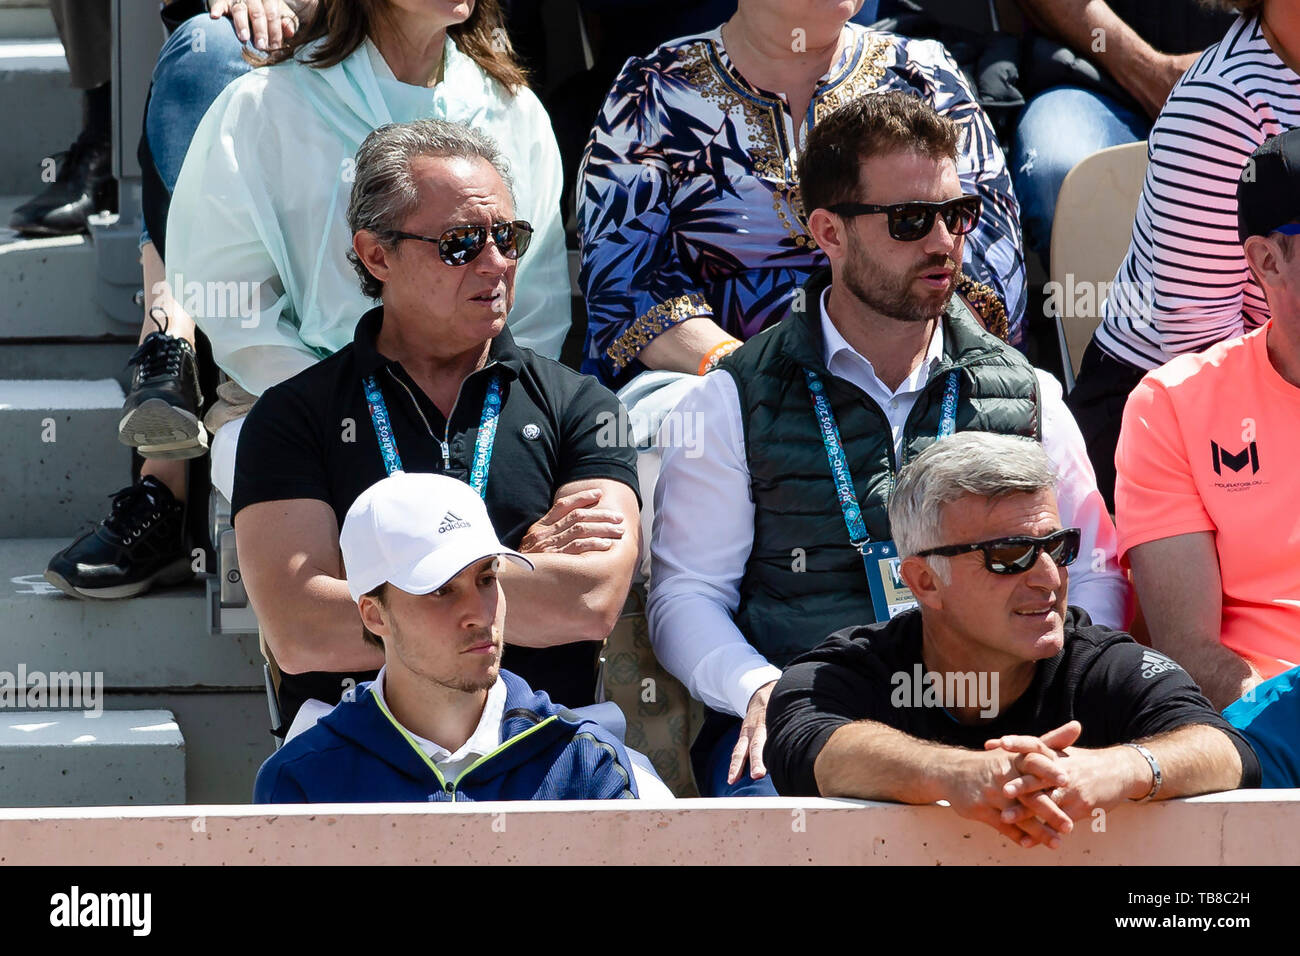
812, 720, 967, 803
235, 497, 383, 675
764, 654, 953, 799
499, 477, 641, 647
1078, 630, 1262, 788
1136, 723, 1249, 798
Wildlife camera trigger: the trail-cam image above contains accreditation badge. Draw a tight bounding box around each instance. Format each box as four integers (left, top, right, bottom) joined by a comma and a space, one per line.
860, 540, 919, 623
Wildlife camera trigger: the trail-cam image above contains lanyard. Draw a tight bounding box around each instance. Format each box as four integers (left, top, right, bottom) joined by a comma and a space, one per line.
362, 371, 503, 497
804, 368, 959, 554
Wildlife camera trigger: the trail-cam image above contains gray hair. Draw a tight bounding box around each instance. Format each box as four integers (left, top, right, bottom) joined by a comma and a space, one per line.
889, 433, 1056, 580
345, 119, 516, 299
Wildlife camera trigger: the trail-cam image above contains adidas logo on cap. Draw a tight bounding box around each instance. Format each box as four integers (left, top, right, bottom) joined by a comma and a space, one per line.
437, 511, 472, 534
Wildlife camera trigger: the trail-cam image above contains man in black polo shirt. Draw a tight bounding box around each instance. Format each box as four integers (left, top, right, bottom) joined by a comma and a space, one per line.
232, 119, 641, 730
764, 432, 1257, 850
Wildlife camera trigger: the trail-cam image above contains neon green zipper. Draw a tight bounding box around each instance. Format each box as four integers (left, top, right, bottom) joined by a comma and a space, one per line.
370, 693, 559, 801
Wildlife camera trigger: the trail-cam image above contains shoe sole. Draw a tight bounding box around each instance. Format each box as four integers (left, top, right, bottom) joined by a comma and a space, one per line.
118, 399, 208, 460
8, 222, 90, 238
43, 557, 195, 601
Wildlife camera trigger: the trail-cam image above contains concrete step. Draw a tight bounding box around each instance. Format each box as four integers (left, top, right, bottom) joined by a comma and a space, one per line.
0, 340, 134, 382
109, 690, 270, 805
0, 232, 122, 336
0, 378, 134, 536
0, 538, 263, 689
0, 3, 58, 41
0, 708, 185, 806
0, 39, 78, 195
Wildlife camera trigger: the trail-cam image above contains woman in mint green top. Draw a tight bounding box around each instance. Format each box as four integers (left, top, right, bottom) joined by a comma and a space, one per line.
166, 0, 571, 398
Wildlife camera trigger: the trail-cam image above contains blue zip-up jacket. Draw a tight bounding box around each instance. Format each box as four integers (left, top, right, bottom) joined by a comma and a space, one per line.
253, 670, 639, 803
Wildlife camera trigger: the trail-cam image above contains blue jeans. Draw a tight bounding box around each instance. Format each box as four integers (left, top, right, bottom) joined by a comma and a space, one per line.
699, 718, 779, 797
1012, 85, 1149, 264
141, 13, 251, 248
1223, 667, 1300, 789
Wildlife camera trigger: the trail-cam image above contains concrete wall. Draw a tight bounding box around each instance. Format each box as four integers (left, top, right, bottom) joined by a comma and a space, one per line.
1, 792, 1297, 865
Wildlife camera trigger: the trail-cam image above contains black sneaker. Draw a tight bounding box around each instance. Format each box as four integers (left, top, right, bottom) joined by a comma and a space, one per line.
8, 131, 116, 237
119, 309, 207, 460
45, 476, 194, 600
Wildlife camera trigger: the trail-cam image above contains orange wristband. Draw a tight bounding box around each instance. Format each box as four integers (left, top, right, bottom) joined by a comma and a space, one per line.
698, 339, 742, 376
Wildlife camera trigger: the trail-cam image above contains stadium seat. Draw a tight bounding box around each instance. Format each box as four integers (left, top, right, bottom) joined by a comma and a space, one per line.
208, 490, 281, 744
1049, 140, 1150, 387
207, 489, 258, 638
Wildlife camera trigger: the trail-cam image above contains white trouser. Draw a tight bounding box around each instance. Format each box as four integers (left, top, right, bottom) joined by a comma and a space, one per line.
208, 415, 245, 503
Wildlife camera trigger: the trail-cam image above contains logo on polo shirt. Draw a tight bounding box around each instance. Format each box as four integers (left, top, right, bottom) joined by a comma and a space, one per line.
437, 511, 471, 534
1211, 440, 1259, 475
522, 423, 541, 440
1140, 649, 1182, 680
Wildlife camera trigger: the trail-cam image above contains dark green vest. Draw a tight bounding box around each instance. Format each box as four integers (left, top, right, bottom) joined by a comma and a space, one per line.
720, 269, 1042, 668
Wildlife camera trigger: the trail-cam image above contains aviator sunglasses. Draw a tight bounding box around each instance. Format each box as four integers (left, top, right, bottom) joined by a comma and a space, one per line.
826, 195, 982, 242
385, 219, 534, 267
914, 527, 1081, 575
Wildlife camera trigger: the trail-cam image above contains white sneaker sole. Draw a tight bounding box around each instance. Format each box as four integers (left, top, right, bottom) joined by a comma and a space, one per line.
118, 399, 208, 460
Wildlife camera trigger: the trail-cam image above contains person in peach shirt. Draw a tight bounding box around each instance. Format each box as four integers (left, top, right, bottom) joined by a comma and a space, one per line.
1115, 130, 1300, 788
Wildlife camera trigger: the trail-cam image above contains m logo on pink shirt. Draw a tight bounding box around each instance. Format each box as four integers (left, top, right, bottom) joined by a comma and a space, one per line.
1211, 440, 1259, 476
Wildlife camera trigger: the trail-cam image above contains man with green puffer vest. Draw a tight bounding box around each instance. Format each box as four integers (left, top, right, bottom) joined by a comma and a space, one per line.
648, 91, 1130, 798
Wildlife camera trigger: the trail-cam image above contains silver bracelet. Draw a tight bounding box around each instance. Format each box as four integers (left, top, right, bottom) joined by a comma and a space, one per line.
1125, 742, 1162, 802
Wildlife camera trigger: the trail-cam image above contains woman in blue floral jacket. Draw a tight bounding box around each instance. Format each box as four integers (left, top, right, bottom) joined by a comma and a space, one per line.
577, 0, 1025, 391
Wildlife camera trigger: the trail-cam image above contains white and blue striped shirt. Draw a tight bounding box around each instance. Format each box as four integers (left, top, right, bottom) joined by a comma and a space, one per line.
1096, 14, 1300, 370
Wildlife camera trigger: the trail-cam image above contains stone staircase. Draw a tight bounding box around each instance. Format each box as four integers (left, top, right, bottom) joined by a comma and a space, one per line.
0, 5, 703, 807
0, 16, 268, 806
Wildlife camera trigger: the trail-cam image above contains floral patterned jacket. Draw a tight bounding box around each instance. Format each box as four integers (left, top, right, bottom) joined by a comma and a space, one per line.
577, 24, 1025, 389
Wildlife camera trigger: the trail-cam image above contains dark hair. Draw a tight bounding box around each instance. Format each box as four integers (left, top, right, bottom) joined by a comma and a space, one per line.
361, 582, 388, 648
256, 0, 528, 94
798, 91, 962, 216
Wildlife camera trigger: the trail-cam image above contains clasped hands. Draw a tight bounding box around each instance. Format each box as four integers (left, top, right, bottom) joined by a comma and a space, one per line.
949, 720, 1137, 850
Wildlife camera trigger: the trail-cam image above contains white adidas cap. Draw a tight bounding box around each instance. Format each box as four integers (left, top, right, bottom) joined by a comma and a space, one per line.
340, 472, 533, 603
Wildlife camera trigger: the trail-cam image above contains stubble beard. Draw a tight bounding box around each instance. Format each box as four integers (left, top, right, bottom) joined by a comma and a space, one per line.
443, 624, 502, 694
842, 246, 956, 326
394, 619, 502, 694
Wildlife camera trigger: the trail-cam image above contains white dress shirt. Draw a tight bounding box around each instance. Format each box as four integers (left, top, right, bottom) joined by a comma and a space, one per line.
371, 666, 507, 782
647, 287, 1131, 719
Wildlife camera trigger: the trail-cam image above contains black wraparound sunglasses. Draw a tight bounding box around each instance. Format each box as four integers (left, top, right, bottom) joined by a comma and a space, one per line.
915, 527, 1081, 575
386, 219, 533, 267
826, 195, 982, 242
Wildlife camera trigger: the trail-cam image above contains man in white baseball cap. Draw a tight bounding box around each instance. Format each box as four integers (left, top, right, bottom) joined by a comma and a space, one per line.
253, 472, 660, 803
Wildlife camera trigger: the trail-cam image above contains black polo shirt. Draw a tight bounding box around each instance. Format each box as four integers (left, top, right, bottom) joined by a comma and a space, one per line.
764, 607, 1262, 797
233, 306, 640, 720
